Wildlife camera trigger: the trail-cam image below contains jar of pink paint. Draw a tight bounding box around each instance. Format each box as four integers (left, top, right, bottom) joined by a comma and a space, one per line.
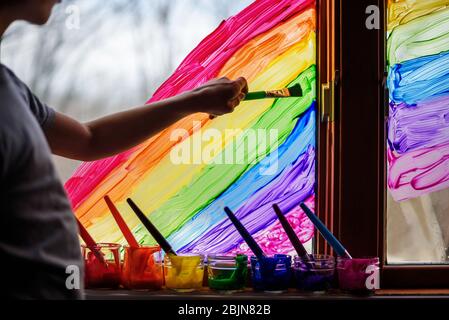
337, 257, 380, 294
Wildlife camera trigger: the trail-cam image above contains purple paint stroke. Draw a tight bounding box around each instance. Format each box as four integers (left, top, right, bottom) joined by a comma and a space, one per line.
388, 94, 449, 154
180, 146, 315, 254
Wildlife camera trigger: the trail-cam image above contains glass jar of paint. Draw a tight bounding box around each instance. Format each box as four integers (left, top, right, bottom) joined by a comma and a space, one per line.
82, 243, 122, 289
250, 254, 292, 292
294, 254, 335, 292
121, 245, 163, 290
337, 257, 380, 294
207, 254, 248, 292
164, 254, 205, 292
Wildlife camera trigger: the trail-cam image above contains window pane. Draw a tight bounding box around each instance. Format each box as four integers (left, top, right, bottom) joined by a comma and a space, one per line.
65, 0, 318, 256
387, 0, 449, 264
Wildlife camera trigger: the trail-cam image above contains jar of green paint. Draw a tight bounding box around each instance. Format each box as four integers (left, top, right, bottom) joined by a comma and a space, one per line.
207, 254, 248, 292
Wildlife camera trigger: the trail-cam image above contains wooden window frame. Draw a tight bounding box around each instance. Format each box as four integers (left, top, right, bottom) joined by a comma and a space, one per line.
316, 0, 337, 256
317, 0, 449, 288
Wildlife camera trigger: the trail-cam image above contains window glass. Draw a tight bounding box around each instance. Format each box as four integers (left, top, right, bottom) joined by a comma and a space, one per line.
387, 0, 449, 264
60, 0, 318, 255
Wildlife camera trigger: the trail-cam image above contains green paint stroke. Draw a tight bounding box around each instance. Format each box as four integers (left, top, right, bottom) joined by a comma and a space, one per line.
388, 6, 449, 65
133, 65, 316, 245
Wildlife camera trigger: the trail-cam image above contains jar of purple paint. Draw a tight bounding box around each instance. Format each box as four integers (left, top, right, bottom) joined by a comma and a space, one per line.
294, 254, 335, 292
337, 257, 380, 294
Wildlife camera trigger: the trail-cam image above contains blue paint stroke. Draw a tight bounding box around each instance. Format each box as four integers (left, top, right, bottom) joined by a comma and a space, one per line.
168, 106, 316, 253
388, 50, 449, 105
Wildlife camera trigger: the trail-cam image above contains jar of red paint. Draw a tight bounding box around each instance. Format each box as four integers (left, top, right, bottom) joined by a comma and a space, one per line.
82, 243, 122, 289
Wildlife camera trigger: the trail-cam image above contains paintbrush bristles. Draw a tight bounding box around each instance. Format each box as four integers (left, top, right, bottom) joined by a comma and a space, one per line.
244, 83, 303, 101
266, 84, 302, 98
287, 83, 303, 97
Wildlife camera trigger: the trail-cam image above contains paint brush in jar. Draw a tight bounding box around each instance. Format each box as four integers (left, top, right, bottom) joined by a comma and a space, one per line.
300, 203, 352, 259
76, 218, 106, 264
244, 83, 303, 101
224, 207, 265, 260
272, 204, 309, 258
104, 196, 140, 248
126, 198, 177, 256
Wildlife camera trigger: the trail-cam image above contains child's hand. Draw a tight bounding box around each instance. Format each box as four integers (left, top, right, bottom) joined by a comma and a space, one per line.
190, 77, 248, 118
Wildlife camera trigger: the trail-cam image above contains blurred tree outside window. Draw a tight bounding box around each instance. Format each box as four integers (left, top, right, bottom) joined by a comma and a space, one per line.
1, 0, 252, 181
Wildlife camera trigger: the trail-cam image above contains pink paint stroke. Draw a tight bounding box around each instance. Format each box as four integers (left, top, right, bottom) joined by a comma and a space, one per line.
65, 0, 315, 210
388, 142, 449, 201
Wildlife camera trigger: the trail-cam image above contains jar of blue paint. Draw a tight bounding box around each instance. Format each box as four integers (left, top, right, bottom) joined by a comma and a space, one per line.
294, 254, 335, 292
250, 254, 292, 292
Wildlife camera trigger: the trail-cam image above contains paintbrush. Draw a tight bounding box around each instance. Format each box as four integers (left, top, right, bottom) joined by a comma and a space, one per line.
244, 83, 302, 101
299, 203, 352, 259
104, 196, 140, 248
272, 204, 309, 258
126, 198, 177, 256
224, 207, 265, 260
76, 218, 106, 264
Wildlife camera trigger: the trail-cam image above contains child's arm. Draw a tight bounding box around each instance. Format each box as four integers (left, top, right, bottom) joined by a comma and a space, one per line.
44, 77, 248, 161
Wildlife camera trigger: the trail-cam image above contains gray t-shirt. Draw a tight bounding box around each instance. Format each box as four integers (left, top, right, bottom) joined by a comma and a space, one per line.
0, 64, 83, 299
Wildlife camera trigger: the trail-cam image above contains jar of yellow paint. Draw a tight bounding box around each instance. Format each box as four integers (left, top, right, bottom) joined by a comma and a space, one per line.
164, 254, 205, 292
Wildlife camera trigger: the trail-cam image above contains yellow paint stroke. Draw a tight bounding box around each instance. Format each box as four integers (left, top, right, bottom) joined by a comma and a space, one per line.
388, 0, 449, 31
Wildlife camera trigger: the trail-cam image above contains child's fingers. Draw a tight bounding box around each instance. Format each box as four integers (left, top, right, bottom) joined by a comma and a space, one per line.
235, 77, 249, 94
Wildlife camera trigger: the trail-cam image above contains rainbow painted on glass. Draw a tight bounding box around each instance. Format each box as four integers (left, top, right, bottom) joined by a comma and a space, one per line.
66, 0, 317, 255
387, 0, 449, 202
